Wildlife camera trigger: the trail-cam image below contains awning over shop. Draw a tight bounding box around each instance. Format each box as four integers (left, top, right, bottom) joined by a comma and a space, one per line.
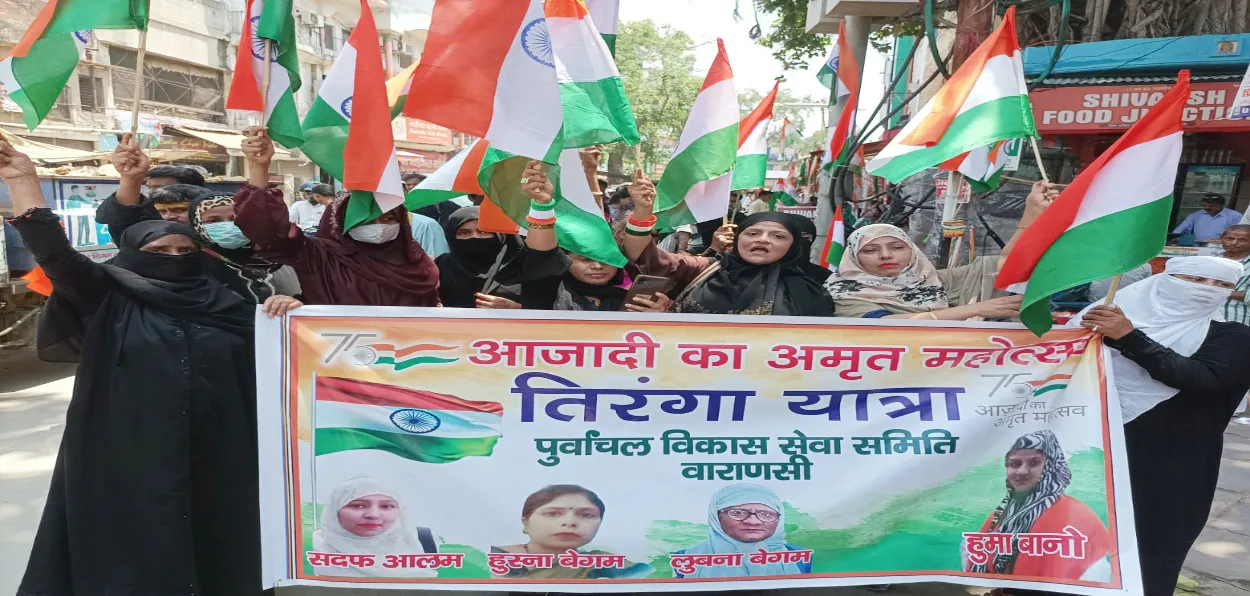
0, 129, 105, 164
168, 126, 302, 162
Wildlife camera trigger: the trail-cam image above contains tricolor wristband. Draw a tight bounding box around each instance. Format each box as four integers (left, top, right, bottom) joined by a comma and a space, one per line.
527, 200, 556, 226
625, 214, 656, 236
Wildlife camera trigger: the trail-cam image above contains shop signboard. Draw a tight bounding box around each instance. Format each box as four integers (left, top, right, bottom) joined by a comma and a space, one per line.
155, 133, 229, 159
392, 116, 456, 146
1031, 82, 1250, 133
1229, 64, 1250, 119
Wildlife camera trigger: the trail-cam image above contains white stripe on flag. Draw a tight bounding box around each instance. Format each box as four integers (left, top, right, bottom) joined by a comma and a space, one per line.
317, 401, 502, 437
738, 120, 768, 156
687, 172, 733, 223
317, 43, 356, 120
1067, 132, 1182, 230
416, 143, 476, 192
673, 79, 738, 155
483, 0, 563, 159
375, 150, 406, 212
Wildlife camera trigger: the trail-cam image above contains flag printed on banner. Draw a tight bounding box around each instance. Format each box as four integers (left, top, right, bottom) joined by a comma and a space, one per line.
225, 0, 304, 148
351, 342, 460, 371
730, 80, 778, 191
386, 60, 420, 118
407, 140, 488, 210
314, 376, 503, 463
820, 20, 860, 172
403, 0, 562, 163
997, 71, 1190, 336
866, 7, 1035, 183
545, 0, 639, 148
0, 0, 149, 131
585, 0, 620, 56
1028, 373, 1072, 396
772, 162, 800, 206
821, 204, 846, 269
654, 39, 737, 230
939, 139, 1011, 193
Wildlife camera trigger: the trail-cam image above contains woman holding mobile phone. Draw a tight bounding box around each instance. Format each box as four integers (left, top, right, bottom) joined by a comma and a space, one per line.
518, 161, 672, 313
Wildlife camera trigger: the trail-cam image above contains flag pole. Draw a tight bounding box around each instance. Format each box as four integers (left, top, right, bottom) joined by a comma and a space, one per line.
1029, 136, 1050, 183
1102, 274, 1123, 305
310, 371, 319, 531
129, 29, 149, 144
261, 39, 273, 122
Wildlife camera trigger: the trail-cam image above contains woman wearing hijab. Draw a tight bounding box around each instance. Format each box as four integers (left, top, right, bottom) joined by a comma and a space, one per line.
788, 213, 833, 284
314, 477, 440, 578
1073, 256, 1250, 596
187, 192, 302, 303
673, 484, 810, 578
492, 484, 651, 579
435, 206, 525, 309
233, 129, 440, 306
824, 181, 1056, 320
518, 162, 672, 313
965, 431, 1110, 581
2, 140, 302, 596
620, 176, 835, 317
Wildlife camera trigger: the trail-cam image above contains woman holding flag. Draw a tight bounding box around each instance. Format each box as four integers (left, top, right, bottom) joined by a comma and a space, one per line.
1074, 256, 1250, 596
823, 181, 1056, 320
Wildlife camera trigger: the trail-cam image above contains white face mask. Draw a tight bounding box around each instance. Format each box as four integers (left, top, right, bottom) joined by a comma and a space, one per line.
348, 223, 401, 244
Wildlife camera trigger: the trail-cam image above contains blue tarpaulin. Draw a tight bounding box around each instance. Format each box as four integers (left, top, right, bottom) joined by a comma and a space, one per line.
1023, 33, 1250, 76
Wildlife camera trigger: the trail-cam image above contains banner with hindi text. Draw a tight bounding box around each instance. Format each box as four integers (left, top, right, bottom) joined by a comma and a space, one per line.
255, 308, 1141, 594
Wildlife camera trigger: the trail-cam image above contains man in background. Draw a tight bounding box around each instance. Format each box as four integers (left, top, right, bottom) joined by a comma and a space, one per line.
1173, 195, 1242, 244
145, 165, 205, 190
1217, 224, 1250, 326
289, 183, 334, 235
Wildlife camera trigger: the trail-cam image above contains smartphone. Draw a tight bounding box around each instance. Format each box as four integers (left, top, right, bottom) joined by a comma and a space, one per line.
621, 275, 675, 310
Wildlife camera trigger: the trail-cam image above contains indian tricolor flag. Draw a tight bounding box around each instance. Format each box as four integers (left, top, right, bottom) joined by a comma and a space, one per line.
353, 342, 460, 371
820, 20, 860, 172
1028, 374, 1071, 396
777, 118, 796, 151
997, 71, 1189, 336
655, 39, 737, 230
586, 0, 619, 56
225, 0, 303, 148
546, 0, 638, 148
820, 204, 846, 269
301, 0, 404, 230
407, 140, 488, 210
403, 0, 562, 163
772, 162, 800, 206
866, 6, 1035, 183
386, 60, 419, 118
939, 139, 1011, 193
314, 376, 502, 463
0, 0, 148, 131
731, 80, 778, 191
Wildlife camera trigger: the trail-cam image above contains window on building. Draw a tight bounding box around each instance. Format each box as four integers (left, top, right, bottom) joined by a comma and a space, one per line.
110, 46, 225, 118
322, 26, 336, 51
341, 27, 352, 44
47, 87, 71, 121
78, 75, 104, 113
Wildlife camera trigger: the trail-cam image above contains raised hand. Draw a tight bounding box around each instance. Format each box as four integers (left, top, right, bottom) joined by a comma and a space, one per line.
521, 160, 554, 204
0, 140, 38, 181
629, 172, 656, 218
111, 133, 151, 179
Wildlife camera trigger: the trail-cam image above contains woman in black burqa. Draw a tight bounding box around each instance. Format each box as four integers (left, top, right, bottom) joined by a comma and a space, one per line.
434, 206, 526, 308
4, 137, 299, 595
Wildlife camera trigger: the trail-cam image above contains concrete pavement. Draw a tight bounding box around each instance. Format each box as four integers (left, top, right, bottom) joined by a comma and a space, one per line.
1, 347, 1247, 596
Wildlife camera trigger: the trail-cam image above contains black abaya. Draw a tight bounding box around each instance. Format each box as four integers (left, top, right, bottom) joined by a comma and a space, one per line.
12, 211, 262, 596
1106, 323, 1250, 596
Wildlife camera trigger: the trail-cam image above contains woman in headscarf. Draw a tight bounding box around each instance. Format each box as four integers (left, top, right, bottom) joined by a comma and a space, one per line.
673, 484, 810, 578
492, 484, 651, 579
965, 431, 1110, 581
824, 181, 1057, 320
313, 477, 440, 578
620, 175, 835, 317
1073, 256, 1250, 596
435, 206, 525, 309
233, 129, 440, 306
788, 213, 833, 284
2, 139, 302, 596
187, 192, 301, 303
518, 162, 672, 313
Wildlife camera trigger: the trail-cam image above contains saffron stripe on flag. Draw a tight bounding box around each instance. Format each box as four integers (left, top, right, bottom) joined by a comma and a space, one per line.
316, 376, 504, 413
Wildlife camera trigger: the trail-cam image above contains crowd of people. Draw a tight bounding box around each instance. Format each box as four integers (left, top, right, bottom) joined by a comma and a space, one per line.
2, 126, 1249, 596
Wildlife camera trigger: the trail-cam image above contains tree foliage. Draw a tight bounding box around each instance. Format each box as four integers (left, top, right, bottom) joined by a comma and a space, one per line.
611, 19, 703, 174
753, 0, 831, 69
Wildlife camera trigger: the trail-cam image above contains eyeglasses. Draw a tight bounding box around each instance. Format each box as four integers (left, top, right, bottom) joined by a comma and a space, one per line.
721, 508, 779, 522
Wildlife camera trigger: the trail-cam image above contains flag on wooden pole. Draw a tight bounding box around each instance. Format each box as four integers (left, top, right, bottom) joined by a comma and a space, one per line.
0, 0, 149, 131
996, 71, 1189, 335
226, 0, 304, 148
730, 80, 778, 191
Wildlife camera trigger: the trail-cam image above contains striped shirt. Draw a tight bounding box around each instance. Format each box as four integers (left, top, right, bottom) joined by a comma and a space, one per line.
1220, 253, 1250, 325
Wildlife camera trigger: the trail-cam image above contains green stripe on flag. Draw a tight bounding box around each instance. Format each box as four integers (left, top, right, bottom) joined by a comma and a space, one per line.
315, 427, 500, 462
730, 154, 767, 191
1032, 384, 1068, 396
301, 98, 347, 180
559, 78, 639, 147
871, 96, 1035, 183
602, 33, 616, 57
376, 356, 460, 370
256, 0, 300, 90
655, 125, 738, 213
1020, 196, 1173, 335
0, 34, 80, 131
267, 90, 304, 149
39, 0, 148, 38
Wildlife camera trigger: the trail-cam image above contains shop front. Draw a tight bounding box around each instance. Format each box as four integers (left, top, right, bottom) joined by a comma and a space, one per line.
391, 116, 456, 175
1030, 76, 1250, 231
